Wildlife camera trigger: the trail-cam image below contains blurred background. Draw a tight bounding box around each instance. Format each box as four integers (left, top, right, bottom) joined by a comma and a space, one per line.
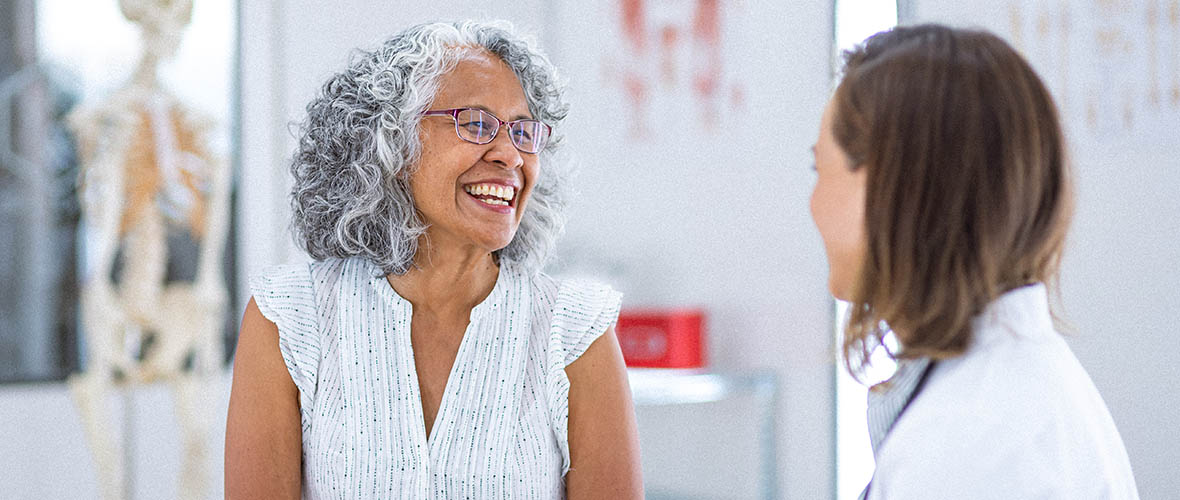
0, 0, 1177, 499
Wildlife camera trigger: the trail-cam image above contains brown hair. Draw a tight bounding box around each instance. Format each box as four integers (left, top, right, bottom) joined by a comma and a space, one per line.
832, 24, 1073, 378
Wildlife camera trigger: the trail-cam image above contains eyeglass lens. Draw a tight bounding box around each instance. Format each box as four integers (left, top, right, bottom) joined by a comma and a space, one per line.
454, 109, 549, 153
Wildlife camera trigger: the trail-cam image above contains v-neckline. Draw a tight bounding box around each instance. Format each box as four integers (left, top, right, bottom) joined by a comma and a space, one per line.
371, 262, 508, 451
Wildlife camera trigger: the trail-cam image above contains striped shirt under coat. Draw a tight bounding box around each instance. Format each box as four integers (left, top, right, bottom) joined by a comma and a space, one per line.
249, 257, 622, 499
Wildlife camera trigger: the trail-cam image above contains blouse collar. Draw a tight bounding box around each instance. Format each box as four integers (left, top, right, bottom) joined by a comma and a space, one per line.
367, 258, 513, 321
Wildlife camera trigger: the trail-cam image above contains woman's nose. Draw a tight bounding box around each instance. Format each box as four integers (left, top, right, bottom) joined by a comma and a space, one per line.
483, 129, 524, 169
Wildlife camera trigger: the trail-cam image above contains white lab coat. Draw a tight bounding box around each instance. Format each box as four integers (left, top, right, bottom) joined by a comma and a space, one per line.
867, 284, 1139, 499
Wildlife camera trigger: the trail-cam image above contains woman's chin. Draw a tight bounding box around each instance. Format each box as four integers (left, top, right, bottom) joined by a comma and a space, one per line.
475, 232, 517, 255
827, 277, 853, 302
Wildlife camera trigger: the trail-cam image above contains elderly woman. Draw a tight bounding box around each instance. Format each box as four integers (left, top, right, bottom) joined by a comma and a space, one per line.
225, 21, 642, 499
810, 25, 1138, 498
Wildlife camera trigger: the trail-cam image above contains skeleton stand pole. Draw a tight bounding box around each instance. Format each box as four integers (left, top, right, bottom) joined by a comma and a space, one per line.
124, 385, 135, 500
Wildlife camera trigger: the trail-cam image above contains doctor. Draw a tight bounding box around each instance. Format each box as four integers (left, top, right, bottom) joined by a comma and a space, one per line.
809, 24, 1139, 498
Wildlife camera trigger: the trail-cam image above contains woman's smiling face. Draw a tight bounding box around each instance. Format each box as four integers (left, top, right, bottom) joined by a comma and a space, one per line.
411, 50, 540, 254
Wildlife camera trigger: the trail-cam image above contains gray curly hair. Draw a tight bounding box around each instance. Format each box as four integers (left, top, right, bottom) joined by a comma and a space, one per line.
290, 20, 571, 275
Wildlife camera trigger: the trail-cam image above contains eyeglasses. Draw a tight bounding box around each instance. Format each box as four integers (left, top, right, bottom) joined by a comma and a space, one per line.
421, 108, 551, 154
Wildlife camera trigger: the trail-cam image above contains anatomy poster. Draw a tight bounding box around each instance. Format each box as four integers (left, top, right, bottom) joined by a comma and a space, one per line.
910, 0, 1180, 144
555, 0, 754, 141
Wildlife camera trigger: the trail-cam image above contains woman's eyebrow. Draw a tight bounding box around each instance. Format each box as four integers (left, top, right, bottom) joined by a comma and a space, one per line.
461, 104, 533, 121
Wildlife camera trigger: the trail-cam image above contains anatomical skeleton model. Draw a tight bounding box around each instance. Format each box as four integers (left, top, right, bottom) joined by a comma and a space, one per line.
67, 0, 228, 498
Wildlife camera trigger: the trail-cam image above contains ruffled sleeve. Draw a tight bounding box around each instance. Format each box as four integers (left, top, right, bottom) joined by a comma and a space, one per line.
545, 278, 623, 475
248, 263, 320, 422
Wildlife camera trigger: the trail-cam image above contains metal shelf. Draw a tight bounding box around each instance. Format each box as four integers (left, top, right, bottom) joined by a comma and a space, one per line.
627, 368, 780, 500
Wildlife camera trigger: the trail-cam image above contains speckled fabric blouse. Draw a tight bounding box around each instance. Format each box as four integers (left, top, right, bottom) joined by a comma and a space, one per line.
250, 257, 620, 499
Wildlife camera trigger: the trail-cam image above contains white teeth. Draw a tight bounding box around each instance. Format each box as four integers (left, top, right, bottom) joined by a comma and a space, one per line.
464, 183, 515, 202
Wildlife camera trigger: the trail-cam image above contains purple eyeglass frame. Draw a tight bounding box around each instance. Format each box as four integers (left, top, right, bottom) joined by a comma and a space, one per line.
421, 107, 551, 153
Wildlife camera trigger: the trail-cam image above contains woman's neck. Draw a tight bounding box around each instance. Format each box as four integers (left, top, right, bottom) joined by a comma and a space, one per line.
386, 238, 499, 316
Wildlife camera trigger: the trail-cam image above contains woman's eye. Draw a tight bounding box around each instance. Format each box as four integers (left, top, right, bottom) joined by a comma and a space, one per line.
461, 121, 492, 133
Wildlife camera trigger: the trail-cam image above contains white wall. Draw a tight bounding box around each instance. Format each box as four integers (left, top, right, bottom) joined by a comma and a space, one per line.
237, 1, 837, 499
906, 2, 1180, 497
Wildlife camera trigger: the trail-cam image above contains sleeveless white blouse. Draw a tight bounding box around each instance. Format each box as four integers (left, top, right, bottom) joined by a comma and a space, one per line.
249, 257, 622, 499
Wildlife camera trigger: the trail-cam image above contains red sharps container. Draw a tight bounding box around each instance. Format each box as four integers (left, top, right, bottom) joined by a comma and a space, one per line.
614, 309, 705, 368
